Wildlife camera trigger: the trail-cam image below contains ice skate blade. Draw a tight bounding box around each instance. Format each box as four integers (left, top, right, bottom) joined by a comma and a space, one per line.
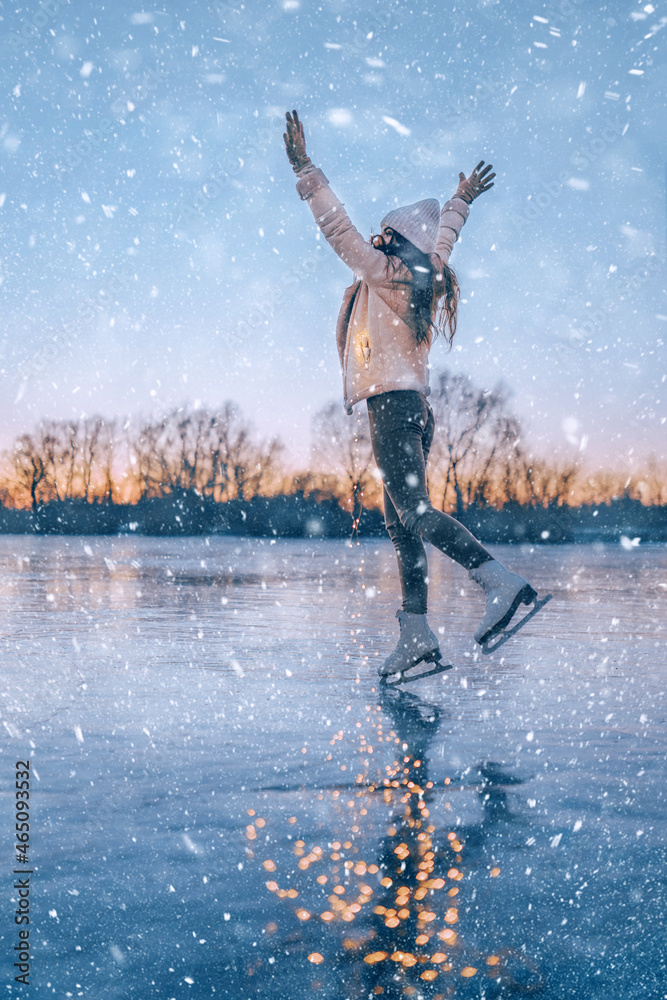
481, 594, 553, 654
381, 659, 454, 687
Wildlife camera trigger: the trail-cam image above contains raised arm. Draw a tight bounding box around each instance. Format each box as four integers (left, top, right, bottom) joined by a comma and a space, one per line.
433, 160, 495, 264
284, 110, 390, 284
433, 198, 470, 264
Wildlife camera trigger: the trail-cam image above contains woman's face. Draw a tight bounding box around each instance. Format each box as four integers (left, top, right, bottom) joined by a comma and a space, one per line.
371, 226, 396, 248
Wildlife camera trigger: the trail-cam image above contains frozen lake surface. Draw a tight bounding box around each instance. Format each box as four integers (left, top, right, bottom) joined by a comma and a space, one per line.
1, 536, 665, 999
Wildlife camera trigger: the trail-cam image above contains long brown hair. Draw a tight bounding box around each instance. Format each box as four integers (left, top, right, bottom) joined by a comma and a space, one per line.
372, 231, 460, 348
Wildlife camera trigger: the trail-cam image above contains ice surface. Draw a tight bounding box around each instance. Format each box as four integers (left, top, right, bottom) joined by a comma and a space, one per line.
0, 537, 665, 997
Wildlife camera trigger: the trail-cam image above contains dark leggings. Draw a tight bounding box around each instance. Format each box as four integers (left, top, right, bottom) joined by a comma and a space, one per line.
366, 389, 492, 615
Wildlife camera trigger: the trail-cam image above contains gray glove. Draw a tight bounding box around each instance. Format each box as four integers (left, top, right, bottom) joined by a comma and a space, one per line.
455, 160, 495, 204
283, 109, 312, 173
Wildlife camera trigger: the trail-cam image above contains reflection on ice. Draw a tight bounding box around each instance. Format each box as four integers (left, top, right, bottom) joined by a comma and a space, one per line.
0, 537, 664, 997
245, 688, 545, 994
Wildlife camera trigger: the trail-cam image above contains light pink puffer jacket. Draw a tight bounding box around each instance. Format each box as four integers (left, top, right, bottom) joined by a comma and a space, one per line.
295, 164, 470, 414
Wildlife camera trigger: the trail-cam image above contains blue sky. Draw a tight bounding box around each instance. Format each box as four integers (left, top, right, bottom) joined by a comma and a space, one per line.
0, 0, 665, 471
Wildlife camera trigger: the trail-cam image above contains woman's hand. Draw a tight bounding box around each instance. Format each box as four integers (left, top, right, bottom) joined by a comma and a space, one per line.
455, 161, 495, 204
284, 109, 312, 172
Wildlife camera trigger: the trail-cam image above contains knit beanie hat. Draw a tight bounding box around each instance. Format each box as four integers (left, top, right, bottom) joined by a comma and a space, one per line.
380, 198, 440, 254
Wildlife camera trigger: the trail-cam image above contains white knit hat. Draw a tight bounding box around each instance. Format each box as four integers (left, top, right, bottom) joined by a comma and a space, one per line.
380, 198, 440, 254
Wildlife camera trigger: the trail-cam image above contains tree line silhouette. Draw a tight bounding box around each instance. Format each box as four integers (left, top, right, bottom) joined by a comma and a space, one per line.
1, 369, 664, 540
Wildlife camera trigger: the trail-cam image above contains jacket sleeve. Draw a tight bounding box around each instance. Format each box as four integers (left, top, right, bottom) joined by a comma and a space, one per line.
433, 197, 470, 265
295, 165, 390, 285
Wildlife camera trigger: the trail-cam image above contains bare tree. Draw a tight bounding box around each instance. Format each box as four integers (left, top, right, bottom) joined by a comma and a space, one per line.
515, 453, 579, 508
636, 456, 667, 506
78, 417, 102, 501
0, 392, 662, 517
10, 434, 50, 510
5, 417, 119, 505
129, 418, 165, 500
427, 370, 518, 512
202, 403, 284, 501
578, 469, 627, 506
128, 403, 283, 503
96, 418, 117, 503
310, 402, 381, 518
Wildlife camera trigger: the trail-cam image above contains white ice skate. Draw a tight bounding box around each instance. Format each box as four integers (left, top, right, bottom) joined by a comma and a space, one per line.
469, 559, 552, 654
379, 610, 453, 686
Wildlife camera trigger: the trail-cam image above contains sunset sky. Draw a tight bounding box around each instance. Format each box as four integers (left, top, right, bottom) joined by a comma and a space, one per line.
0, 0, 665, 471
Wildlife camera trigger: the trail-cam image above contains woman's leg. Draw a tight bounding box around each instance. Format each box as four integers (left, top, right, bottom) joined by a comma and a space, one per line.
367, 391, 492, 577
382, 479, 430, 615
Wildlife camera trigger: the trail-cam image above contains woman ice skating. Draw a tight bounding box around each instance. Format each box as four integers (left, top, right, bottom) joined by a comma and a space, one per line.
283, 110, 551, 684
